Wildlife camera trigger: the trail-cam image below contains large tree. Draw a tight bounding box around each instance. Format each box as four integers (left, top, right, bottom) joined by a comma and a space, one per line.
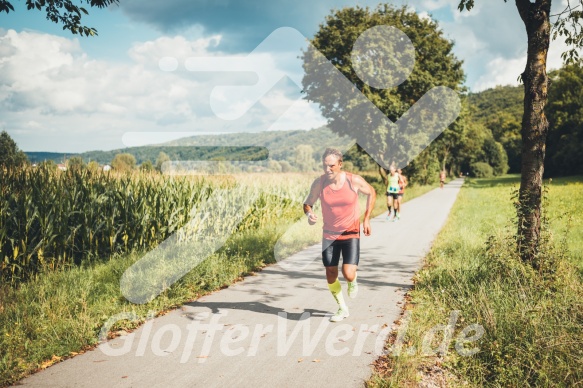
302, 5, 465, 184
0, 0, 119, 36
458, 0, 583, 264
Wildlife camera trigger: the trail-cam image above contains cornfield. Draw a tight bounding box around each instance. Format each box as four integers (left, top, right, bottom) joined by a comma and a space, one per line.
0, 166, 309, 286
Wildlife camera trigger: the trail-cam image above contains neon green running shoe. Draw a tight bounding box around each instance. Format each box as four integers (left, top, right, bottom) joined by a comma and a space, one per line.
329, 306, 349, 322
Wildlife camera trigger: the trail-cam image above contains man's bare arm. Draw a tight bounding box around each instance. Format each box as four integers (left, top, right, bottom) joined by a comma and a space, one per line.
303, 177, 321, 225
353, 175, 376, 216
353, 175, 376, 236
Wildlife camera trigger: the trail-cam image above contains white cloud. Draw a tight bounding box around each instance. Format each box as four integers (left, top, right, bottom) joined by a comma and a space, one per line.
267, 98, 327, 132
418, 11, 432, 21
547, 33, 574, 72
473, 56, 525, 91
420, 0, 456, 12
25, 120, 42, 129
0, 29, 324, 152
431, 1, 525, 89
445, 2, 580, 92
128, 34, 222, 66
433, 0, 582, 90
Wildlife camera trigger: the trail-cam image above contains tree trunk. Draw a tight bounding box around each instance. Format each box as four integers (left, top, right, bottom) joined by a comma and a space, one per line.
378, 165, 388, 186
515, 0, 551, 264
441, 147, 449, 172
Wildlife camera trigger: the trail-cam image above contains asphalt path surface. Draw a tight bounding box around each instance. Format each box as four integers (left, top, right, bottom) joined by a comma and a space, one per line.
16, 179, 464, 388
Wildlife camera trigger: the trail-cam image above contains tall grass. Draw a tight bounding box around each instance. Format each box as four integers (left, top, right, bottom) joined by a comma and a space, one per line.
0, 166, 214, 284
0, 167, 318, 286
369, 175, 583, 387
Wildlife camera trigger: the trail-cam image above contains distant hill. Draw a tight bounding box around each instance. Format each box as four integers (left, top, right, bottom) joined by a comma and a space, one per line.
468, 85, 523, 172
468, 85, 523, 127
80, 146, 269, 165
165, 126, 349, 162
25, 152, 79, 164
26, 127, 350, 169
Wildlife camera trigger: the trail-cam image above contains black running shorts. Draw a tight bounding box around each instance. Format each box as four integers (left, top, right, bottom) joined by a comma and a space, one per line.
322, 238, 360, 267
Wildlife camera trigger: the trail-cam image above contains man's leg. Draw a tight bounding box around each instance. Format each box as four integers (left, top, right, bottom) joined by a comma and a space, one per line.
396, 195, 402, 219
323, 239, 349, 322
386, 195, 394, 220
341, 239, 360, 298
325, 266, 339, 284
390, 195, 398, 219
343, 264, 358, 298
342, 264, 357, 282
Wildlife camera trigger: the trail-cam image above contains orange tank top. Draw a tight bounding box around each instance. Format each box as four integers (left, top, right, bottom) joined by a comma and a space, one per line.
320, 172, 360, 240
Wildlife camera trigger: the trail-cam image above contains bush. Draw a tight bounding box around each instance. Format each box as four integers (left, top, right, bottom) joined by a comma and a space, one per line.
111, 153, 136, 172
483, 137, 509, 176
470, 162, 494, 178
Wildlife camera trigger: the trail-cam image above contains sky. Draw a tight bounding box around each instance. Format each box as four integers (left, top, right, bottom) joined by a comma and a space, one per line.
0, 0, 576, 153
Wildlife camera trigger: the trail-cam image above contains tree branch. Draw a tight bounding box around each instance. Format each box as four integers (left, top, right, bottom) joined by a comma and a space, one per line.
550, 0, 579, 19
515, 0, 532, 24
0, 0, 120, 36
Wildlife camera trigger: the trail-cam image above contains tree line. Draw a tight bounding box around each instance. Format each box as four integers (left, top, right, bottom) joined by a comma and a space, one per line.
467, 65, 583, 178
3, 65, 582, 178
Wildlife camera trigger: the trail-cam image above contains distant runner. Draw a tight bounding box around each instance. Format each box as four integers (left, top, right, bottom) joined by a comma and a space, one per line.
304, 148, 376, 322
386, 166, 400, 221
396, 168, 408, 220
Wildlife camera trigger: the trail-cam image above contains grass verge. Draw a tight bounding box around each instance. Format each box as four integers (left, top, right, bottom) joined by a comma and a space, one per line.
0, 225, 297, 385
368, 175, 583, 387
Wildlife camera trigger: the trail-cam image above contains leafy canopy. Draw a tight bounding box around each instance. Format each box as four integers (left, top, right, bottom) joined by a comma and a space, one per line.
303, 5, 464, 123
302, 5, 465, 172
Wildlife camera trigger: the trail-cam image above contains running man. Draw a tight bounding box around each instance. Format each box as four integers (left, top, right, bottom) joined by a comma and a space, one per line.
440, 170, 446, 189
386, 166, 400, 221
303, 148, 376, 322
396, 168, 408, 220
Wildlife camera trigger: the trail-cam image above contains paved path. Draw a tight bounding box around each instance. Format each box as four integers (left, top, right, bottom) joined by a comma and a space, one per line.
17, 179, 463, 388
